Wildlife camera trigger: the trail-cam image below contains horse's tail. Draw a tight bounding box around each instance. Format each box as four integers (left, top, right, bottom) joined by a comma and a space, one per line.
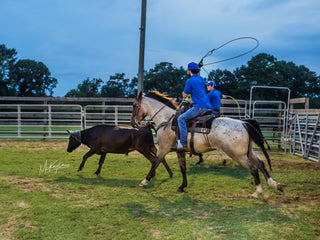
242, 118, 271, 150
243, 122, 272, 171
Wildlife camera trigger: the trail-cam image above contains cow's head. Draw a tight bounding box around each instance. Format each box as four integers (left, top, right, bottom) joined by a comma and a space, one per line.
66, 130, 81, 152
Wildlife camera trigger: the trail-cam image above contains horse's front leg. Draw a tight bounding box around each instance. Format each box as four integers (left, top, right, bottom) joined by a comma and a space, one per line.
177, 152, 187, 192
139, 157, 163, 186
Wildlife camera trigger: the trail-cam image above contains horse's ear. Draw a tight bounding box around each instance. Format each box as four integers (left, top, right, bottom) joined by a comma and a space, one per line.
137, 91, 143, 101
66, 130, 71, 135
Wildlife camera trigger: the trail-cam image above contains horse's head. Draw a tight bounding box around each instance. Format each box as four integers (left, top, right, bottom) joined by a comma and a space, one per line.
66, 130, 82, 152
131, 92, 148, 127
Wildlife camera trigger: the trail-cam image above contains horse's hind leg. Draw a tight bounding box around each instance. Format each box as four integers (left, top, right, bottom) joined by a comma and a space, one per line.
95, 153, 106, 175
251, 168, 263, 198
195, 153, 203, 165
249, 152, 284, 193
161, 158, 173, 178
257, 159, 284, 192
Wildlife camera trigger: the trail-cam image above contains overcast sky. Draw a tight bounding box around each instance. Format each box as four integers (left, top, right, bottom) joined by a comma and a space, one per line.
1, 0, 319, 96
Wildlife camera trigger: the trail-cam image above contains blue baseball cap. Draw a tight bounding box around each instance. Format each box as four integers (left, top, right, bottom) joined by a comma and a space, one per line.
187, 62, 199, 70
205, 81, 216, 86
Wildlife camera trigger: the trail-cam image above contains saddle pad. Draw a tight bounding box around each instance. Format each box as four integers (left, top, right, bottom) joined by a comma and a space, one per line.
171, 125, 211, 134
171, 115, 215, 134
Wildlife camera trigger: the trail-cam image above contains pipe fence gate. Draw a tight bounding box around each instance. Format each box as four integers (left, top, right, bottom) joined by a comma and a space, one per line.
289, 112, 320, 162
249, 86, 290, 151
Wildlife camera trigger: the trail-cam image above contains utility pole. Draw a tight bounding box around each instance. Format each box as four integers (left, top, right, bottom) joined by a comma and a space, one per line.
137, 0, 146, 95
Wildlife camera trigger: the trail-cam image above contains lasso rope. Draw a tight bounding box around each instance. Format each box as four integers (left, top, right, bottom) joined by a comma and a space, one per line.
200, 36, 259, 82
199, 37, 258, 119
199, 37, 259, 66
225, 95, 242, 119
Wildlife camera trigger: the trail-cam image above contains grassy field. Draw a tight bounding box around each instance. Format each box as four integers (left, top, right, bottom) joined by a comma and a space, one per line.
0, 140, 319, 240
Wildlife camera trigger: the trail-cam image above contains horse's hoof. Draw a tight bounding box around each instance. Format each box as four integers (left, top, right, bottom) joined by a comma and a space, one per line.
277, 184, 284, 192
169, 173, 173, 178
77, 168, 82, 172
251, 192, 259, 198
94, 171, 100, 175
177, 188, 184, 193
139, 179, 148, 187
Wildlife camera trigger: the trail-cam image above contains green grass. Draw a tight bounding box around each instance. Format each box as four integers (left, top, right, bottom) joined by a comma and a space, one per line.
0, 141, 319, 239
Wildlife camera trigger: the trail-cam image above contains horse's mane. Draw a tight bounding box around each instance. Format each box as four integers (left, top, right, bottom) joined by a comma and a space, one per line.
145, 91, 178, 110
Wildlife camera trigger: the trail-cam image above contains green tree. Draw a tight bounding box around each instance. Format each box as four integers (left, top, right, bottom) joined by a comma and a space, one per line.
9, 59, 57, 96
143, 62, 188, 97
65, 78, 102, 97
0, 44, 17, 96
275, 61, 320, 98
100, 73, 132, 97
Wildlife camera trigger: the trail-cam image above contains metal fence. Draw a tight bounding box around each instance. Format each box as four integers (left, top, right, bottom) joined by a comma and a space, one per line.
251, 101, 288, 149
289, 113, 320, 162
0, 99, 289, 141
2, 93, 320, 163
84, 105, 132, 128
0, 104, 82, 138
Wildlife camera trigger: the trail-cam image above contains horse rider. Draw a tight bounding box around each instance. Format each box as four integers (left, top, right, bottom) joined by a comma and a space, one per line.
205, 81, 226, 117
172, 62, 212, 152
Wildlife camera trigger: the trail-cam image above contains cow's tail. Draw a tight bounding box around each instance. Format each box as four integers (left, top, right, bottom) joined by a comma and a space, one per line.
243, 122, 272, 171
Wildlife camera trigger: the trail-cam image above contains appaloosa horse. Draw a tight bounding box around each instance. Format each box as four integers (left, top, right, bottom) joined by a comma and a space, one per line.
131, 91, 283, 198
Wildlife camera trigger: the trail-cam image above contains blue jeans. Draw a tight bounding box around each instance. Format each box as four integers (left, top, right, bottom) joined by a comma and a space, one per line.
178, 107, 211, 146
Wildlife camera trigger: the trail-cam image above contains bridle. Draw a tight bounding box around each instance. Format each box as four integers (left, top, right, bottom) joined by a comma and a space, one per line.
132, 98, 167, 128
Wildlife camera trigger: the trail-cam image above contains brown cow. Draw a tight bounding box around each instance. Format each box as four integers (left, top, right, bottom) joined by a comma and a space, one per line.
67, 124, 172, 177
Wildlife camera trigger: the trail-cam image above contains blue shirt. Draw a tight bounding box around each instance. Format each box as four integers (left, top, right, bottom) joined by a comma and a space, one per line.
183, 75, 211, 109
207, 89, 223, 111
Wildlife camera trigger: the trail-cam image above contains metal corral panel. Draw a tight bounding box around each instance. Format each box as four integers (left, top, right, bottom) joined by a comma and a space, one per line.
0, 104, 83, 138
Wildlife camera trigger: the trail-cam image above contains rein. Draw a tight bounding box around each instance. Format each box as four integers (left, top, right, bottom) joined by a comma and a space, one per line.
150, 105, 166, 121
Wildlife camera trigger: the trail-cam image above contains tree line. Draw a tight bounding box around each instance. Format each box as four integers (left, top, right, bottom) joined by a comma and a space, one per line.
1, 44, 320, 107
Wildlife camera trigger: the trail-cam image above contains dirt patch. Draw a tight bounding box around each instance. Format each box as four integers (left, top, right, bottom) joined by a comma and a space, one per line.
0, 140, 69, 151
1, 175, 54, 193
276, 159, 320, 170
0, 214, 37, 240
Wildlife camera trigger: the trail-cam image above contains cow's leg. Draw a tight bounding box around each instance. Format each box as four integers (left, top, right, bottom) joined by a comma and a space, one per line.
78, 149, 96, 172
95, 153, 107, 175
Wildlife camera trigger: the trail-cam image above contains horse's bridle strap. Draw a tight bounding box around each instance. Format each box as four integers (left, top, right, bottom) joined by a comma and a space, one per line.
150, 105, 166, 121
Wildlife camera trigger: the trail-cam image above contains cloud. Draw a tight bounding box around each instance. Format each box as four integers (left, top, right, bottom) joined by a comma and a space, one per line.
1, 0, 319, 96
